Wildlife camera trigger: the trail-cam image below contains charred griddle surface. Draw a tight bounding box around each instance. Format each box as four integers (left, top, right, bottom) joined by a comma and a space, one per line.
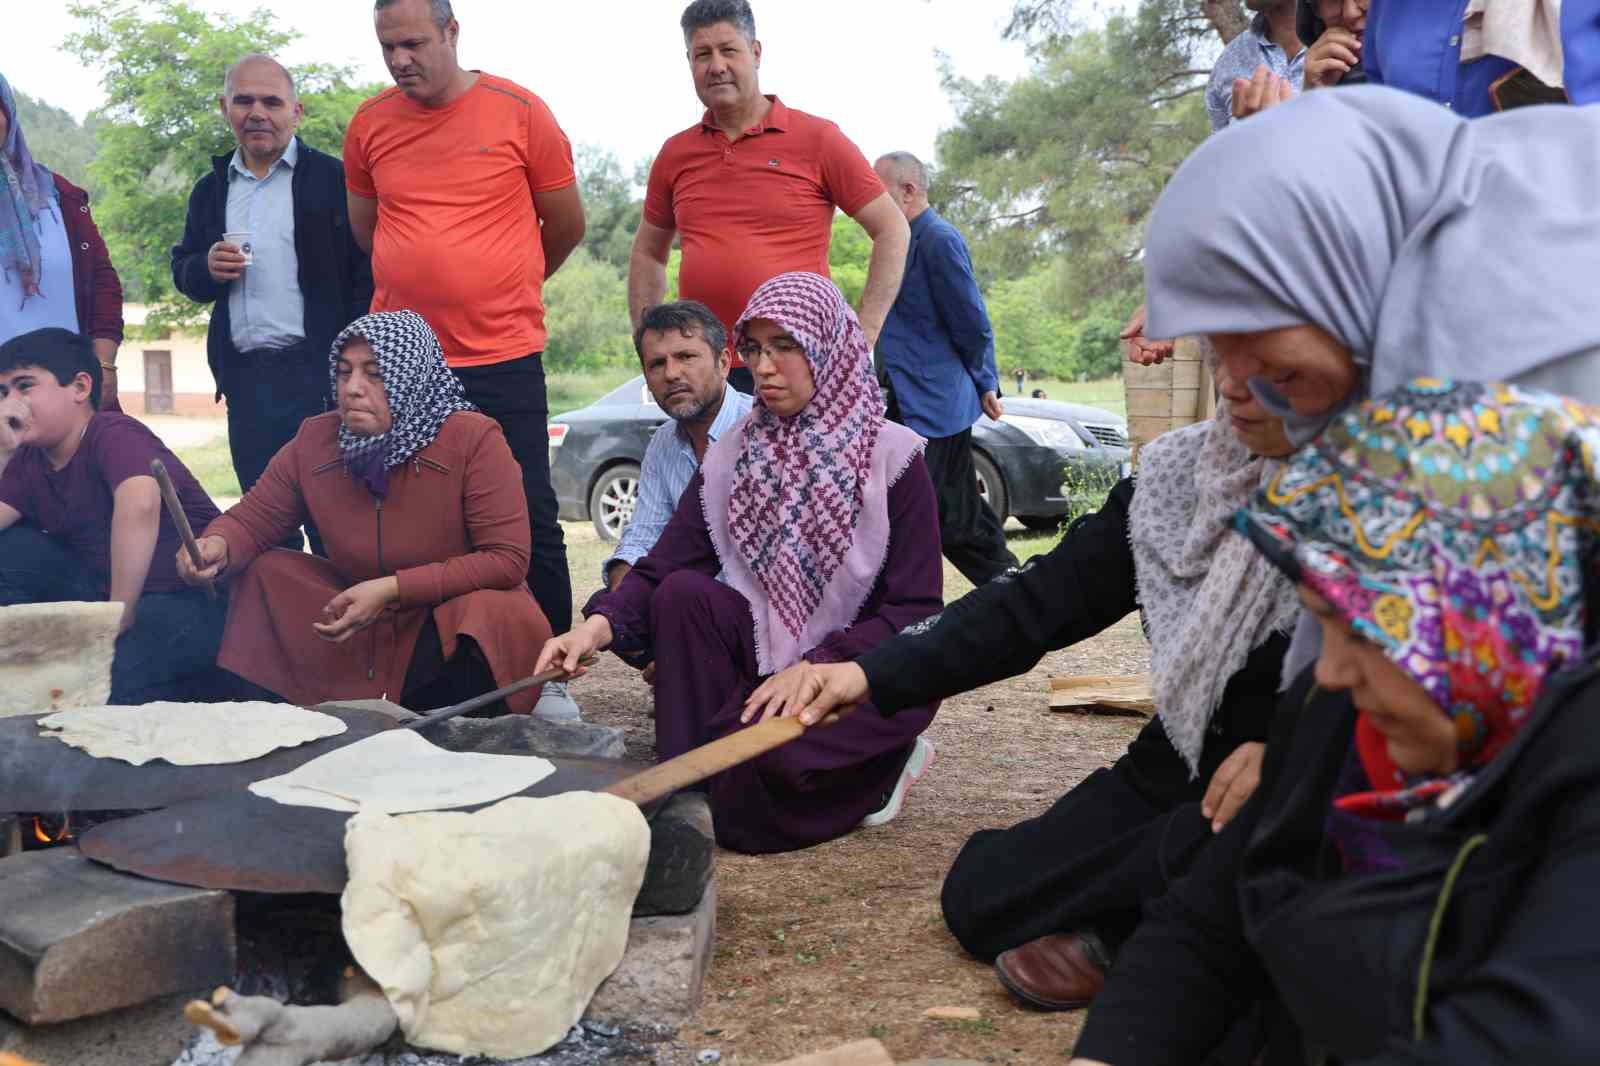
0, 705, 401, 813
78, 755, 661, 894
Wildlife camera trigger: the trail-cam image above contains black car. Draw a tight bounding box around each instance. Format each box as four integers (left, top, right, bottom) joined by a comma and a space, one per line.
549, 376, 1130, 541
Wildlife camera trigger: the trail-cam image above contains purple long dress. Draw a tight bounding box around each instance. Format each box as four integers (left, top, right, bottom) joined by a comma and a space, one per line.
585, 462, 944, 854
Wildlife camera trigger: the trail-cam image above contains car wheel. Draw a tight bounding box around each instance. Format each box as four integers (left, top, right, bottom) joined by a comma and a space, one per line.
1018, 514, 1063, 532
972, 450, 1008, 525
589, 463, 641, 543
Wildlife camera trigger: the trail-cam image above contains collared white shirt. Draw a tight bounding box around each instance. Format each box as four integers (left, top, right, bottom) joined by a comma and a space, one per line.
225, 136, 305, 352
602, 382, 754, 583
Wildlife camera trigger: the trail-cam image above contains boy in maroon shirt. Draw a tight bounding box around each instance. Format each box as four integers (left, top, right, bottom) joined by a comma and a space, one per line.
0, 328, 227, 704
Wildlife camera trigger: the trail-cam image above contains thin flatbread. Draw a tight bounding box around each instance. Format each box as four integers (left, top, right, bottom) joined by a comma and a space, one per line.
250, 729, 555, 814
0, 602, 122, 717
38, 702, 348, 766
342, 794, 650, 1058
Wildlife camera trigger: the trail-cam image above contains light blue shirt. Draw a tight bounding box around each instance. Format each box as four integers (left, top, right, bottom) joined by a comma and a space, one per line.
226, 136, 305, 352
1205, 12, 1307, 132
0, 201, 79, 339
602, 382, 753, 584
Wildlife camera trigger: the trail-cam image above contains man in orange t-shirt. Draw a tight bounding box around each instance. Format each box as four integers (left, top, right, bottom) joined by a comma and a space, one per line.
347, 0, 587, 719
628, 0, 910, 394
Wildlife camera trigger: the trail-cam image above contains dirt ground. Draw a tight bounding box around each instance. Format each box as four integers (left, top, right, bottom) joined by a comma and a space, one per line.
563, 521, 1151, 1065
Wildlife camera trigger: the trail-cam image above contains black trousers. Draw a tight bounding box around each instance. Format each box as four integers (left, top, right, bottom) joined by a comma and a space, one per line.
922, 428, 1018, 586
940, 696, 1268, 960
452, 353, 571, 634
222, 343, 327, 555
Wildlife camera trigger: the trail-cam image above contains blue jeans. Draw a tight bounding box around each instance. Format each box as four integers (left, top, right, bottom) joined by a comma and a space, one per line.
0, 525, 229, 704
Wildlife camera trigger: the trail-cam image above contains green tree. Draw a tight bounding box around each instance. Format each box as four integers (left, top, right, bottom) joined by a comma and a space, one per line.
64, 0, 381, 326
575, 145, 642, 272
987, 264, 1078, 379
826, 211, 871, 307
541, 249, 635, 373
12, 93, 101, 195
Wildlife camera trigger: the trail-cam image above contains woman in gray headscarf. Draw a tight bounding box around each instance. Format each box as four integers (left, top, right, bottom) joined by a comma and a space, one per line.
1143, 83, 1600, 448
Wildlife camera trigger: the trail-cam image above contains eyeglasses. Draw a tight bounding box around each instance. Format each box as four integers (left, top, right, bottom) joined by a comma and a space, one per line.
734, 337, 805, 365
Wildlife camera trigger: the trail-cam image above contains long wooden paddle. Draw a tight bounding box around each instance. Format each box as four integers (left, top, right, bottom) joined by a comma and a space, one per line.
601, 711, 843, 807
150, 458, 217, 600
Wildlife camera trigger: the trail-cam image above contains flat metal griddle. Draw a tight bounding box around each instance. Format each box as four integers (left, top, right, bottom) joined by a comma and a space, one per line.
0, 705, 403, 813
77, 755, 662, 894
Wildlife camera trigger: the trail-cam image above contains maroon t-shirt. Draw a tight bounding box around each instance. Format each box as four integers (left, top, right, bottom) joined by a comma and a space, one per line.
0, 413, 220, 595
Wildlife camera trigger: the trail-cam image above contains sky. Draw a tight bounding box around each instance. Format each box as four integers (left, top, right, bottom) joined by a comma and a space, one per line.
20, 0, 1041, 172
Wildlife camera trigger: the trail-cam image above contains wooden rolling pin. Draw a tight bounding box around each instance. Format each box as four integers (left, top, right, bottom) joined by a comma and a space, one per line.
602, 711, 841, 807
150, 458, 217, 600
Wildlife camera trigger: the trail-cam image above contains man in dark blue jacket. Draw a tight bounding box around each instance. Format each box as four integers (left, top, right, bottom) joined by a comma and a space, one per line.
171, 54, 371, 550
874, 151, 1017, 585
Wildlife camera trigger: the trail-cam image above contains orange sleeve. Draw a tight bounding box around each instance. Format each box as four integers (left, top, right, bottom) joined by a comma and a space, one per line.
343, 109, 376, 198
818, 120, 885, 217
642, 146, 676, 230
393, 420, 532, 609
524, 92, 576, 195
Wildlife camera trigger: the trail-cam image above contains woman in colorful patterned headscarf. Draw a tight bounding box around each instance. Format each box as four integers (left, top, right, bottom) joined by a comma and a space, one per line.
180, 311, 554, 715
1070, 380, 1600, 1066
541, 273, 944, 854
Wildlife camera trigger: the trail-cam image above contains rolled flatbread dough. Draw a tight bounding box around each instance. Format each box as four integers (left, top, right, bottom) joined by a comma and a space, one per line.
250, 729, 555, 814
341, 793, 650, 1059
0, 602, 122, 717
38, 702, 348, 766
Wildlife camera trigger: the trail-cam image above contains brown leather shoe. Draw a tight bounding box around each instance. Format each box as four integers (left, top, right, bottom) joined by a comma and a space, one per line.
994, 931, 1111, 1011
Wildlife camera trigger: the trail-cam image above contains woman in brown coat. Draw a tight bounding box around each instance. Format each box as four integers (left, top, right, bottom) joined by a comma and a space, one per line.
178, 311, 553, 713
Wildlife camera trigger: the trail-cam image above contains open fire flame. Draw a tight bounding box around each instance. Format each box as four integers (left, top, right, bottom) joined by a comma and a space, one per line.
31, 815, 71, 845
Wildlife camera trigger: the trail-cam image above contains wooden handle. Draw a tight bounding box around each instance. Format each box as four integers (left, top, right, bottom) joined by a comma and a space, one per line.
402, 655, 597, 730
602, 713, 837, 807
151, 459, 217, 600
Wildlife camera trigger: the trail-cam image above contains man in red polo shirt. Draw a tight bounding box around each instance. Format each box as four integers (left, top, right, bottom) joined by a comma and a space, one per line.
628, 0, 910, 394
346, 0, 587, 719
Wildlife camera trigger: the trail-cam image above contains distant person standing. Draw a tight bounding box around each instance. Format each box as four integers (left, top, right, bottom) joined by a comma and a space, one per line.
629, 0, 909, 394
172, 54, 371, 554
345, 0, 586, 719
874, 152, 1016, 586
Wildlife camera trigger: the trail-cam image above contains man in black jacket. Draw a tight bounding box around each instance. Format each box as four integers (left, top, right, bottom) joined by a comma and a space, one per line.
171, 54, 371, 551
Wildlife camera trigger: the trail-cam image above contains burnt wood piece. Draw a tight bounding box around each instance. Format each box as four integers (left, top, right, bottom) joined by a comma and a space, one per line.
77, 757, 672, 896
0, 849, 234, 1024
0, 706, 402, 814
632, 792, 714, 917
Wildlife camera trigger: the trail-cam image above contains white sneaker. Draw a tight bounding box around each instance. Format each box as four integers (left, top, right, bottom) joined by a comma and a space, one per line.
861, 736, 936, 828
534, 680, 583, 723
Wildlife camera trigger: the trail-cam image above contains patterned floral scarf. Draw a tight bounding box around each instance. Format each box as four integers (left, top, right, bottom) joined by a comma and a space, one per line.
699, 272, 924, 673
1129, 401, 1301, 777
0, 73, 58, 303
330, 311, 475, 499
1235, 380, 1600, 824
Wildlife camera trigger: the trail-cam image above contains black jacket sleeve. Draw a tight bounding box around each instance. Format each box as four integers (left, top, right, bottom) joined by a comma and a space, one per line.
859, 477, 1137, 714
171, 177, 222, 304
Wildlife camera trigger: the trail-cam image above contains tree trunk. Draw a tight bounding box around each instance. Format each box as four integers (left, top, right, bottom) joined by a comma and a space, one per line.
1201, 0, 1252, 44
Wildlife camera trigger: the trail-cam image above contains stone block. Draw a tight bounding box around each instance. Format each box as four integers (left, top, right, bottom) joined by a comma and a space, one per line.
587, 877, 716, 1027
636, 792, 714, 917
425, 714, 625, 760
0, 849, 234, 1024
1, 991, 204, 1066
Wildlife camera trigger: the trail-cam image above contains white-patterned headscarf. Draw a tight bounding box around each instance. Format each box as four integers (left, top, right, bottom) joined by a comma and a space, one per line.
1129, 369, 1301, 775
330, 311, 475, 498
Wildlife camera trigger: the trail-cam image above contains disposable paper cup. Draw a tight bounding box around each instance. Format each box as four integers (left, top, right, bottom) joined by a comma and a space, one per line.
223, 231, 254, 265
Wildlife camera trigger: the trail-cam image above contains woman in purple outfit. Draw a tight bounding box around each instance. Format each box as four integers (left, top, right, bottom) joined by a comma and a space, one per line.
538, 272, 942, 854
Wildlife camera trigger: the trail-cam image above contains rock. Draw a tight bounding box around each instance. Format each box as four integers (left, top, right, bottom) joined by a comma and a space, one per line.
1, 991, 204, 1066
698, 1050, 722, 1064
922, 1006, 982, 1022
424, 714, 625, 760
587, 878, 717, 1027
635, 792, 714, 917
0, 849, 234, 1025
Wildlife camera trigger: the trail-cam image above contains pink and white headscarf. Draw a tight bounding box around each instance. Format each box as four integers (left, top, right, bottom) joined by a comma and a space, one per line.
700, 272, 924, 673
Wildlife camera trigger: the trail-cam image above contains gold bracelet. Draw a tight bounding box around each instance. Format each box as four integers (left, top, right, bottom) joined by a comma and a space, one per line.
99, 362, 118, 372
